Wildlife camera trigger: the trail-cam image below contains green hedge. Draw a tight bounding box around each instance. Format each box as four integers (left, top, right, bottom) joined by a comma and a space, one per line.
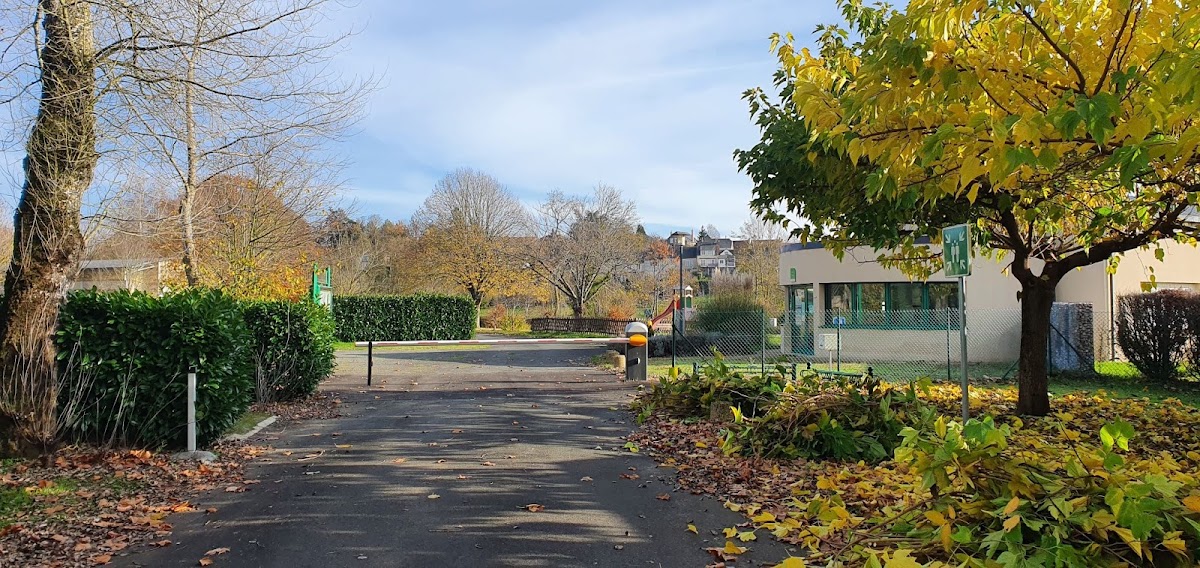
242, 301, 336, 403
332, 294, 476, 342
55, 289, 254, 450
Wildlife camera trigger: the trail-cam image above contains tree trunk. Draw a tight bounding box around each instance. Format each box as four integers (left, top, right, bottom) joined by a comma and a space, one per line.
180, 57, 200, 286
1015, 276, 1057, 416
0, 0, 96, 458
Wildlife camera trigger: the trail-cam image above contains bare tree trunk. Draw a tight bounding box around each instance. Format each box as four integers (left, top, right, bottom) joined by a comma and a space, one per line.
180, 55, 200, 286
0, 0, 96, 458
1015, 270, 1058, 416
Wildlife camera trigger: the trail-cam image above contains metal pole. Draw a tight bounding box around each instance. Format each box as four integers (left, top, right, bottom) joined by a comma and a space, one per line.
760, 306, 766, 377
186, 371, 197, 453
367, 340, 373, 387
946, 307, 952, 382
674, 244, 682, 368
958, 277, 969, 422
836, 317, 841, 372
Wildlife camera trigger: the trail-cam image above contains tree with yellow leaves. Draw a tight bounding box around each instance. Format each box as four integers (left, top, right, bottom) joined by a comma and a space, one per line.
738, 0, 1200, 415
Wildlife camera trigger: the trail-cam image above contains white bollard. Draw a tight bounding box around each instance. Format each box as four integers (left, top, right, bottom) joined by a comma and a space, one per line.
187, 371, 197, 453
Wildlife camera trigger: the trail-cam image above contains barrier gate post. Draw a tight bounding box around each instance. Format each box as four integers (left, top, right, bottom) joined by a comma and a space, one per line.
624, 322, 648, 382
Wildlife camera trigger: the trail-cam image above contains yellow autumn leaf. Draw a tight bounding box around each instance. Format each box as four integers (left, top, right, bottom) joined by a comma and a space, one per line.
1003, 515, 1021, 532
1186, 451, 1200, 461
737, 531, 757, 542
751, 511, 777, 523
774, 558, 806, 568
816, 477, 836, 491
924, 510, 947, 526
686, 524, 698, 534
723, 541, 747, 555
1111, 526, 1142, 558
694, 441, 708, 449
940, 524, 952, 552
723, 527, 738, 538
1003, 496, 1021, 515
1182, 495, 1200, 513
1163, 537, 1187, 555
883, 549, 923, 568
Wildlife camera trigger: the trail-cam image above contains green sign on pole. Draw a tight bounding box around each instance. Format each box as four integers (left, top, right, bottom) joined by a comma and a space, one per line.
942, 224, 972, 278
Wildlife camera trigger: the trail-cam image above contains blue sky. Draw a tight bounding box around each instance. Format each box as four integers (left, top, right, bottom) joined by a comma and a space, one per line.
323, 0, 840, 237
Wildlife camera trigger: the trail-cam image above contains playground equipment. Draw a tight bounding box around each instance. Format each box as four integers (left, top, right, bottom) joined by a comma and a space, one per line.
311, 265, 333, 306
648, 287, 694, 333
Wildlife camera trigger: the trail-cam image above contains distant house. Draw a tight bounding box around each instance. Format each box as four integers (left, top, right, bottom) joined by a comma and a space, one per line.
72, 259, 171, 295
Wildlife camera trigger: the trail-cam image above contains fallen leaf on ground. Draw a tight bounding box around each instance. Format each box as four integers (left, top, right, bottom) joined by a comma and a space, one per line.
619, 474, 639, 480
151, 540, 173, 547
481, 461, 496, 466
687, 524, 699, 534
335, 444, 351, 449
523, 504, 545, 512
428, 494, 441, 499
580, 476, 593, 482
391, 458, 407, 465
205, 547, 230, 556
199, 558, 213, 567
451, 429, 464, 434
656, 493, 671, 501
91, 554, 112, 565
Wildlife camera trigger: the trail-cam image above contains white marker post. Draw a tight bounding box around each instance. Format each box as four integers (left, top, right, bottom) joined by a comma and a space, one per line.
942, 224, 972, 423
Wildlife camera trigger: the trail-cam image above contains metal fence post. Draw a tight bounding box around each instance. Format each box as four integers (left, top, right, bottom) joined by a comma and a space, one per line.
367, 340, 373, 386
760, 307, 766, 377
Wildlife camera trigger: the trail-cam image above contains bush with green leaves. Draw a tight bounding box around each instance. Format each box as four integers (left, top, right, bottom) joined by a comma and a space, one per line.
859, 417, 1200, 567
332, 294, 476, 342
1117, 290, 1197, 382
634, 352, 787, 422
242, 301, 335, 403
55, 289, 254, 449
720, 373, 933, 462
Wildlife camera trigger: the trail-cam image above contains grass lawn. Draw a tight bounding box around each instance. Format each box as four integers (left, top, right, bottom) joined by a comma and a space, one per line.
225, 410, 272, 436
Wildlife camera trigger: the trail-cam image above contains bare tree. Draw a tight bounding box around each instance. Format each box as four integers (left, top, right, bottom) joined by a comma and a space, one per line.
526, 186, 641, 318
106, 0, 369, 285
735, 218, 786, 313
0, 0, 368, 456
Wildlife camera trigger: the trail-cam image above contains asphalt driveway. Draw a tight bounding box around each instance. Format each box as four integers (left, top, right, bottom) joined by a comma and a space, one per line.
117, 341, 794, 567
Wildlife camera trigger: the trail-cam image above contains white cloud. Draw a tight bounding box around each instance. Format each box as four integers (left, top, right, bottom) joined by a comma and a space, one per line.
323, 0, 839, 233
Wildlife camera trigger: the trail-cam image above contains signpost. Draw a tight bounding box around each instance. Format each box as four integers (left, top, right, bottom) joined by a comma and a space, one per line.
942, 224, 971, 422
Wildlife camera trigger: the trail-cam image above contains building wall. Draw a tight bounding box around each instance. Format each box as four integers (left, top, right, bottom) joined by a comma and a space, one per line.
777, 240, 1200, 364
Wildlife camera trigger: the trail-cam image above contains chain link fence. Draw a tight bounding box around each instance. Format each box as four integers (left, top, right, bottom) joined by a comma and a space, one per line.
648, 306, 1121, 383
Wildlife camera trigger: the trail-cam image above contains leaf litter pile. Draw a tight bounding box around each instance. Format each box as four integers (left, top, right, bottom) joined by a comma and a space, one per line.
0, 442, 266, 567
628, 383, 1200, 566
251, 392, 341, 422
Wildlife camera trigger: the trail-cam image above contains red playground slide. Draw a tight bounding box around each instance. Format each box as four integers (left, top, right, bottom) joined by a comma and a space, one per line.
649, 297, 679, 332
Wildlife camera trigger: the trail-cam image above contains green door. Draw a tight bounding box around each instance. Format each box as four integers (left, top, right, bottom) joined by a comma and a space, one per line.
789, 285, 814, 355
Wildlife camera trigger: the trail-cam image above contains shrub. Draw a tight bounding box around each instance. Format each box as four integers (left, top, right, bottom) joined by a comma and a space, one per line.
332, 294, 476, 342
634, 352, 787, 421
497, 311, 528, 333
692, 294, 765, 335
648, 333, 762, 357
721, 373, 932, 462
241, 301, 336, 403
56, 289, 254, 450
480, 304, 507, 329
1117, 290, 1196, 382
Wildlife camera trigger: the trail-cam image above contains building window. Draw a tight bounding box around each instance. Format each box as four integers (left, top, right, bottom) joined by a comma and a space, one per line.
823, 282, 960, 329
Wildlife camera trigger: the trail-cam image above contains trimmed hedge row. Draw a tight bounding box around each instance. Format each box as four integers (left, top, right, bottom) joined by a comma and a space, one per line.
56, 289, 255, 450
332, 294, 476, 342
54, 289, 337, 450
242, 301, 336, 403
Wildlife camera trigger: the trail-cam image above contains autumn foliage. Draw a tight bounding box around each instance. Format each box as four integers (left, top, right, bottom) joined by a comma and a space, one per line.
632, 373, 1200, 566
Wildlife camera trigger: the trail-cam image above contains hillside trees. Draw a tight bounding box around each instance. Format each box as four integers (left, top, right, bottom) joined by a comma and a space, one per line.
737, 0, 1200, 415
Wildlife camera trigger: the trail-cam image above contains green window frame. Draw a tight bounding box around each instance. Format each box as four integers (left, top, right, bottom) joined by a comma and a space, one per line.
822, 282, 960, 330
